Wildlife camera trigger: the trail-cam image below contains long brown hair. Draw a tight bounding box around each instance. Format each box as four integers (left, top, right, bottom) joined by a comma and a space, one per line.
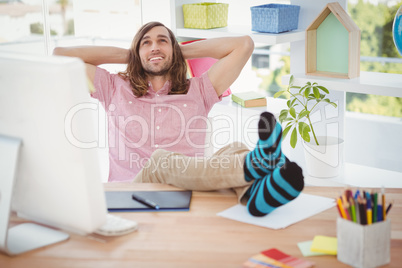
119, 22, 189, 97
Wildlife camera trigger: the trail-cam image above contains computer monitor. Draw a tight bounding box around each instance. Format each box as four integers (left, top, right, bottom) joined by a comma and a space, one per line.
0, 52, 107, 254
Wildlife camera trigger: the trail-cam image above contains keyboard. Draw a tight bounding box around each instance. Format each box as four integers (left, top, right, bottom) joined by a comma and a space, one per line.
94, 214, 138, 236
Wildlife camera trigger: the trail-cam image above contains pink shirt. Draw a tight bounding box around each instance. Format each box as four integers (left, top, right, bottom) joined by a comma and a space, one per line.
92, 67, 221, 182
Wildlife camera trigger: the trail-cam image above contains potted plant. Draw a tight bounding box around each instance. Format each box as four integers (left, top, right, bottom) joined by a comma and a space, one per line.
274, 75, 343, 178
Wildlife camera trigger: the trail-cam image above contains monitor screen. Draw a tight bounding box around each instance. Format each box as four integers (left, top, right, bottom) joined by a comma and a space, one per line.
0, 52, 107, 235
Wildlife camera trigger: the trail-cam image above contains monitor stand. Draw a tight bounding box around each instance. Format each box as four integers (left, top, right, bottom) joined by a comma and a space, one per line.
0, 135, 69, 256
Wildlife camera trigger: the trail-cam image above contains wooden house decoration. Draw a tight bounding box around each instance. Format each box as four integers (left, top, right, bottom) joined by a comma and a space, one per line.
305, 2, 360, 79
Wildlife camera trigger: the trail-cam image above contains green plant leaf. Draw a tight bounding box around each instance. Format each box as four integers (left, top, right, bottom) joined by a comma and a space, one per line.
298, 122, 303, 134
290, 98, 297, 106
317, 85, 329, 94
299, 85, 307, 93
298, 109, 309, 119
313, 87, 320, 98
290, 127, 297, 148
298, 121, 310, 133
274, 90, 286, 98
289, 75, 294, 85
291, 86, 301, 89
282, 125, 292, 139
283, 117, 294, 122
304, 87, 311, 98
279, 110, 288, 122
287, 100, 291, 108
322, 99, 337, 108
298, 122, 311, 143
302, 129, 311, 142
289, 107, 296, 118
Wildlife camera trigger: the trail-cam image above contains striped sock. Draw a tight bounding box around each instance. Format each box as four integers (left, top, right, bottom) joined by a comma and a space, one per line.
246, 160, 304, 216
243, 112, 286, 182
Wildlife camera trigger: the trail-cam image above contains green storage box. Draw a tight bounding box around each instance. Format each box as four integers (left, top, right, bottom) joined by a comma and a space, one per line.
183, 2, 229, 29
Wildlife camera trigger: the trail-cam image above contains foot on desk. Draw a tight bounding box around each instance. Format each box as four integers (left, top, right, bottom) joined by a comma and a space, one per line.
246, 159, 304, 217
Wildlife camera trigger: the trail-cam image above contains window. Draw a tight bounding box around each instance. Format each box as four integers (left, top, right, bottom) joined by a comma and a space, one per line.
0, 0, 142, 56
346, 0, 402, 118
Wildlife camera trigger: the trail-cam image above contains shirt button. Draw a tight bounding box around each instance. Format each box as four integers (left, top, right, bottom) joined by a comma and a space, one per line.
183, 104, 187, 107
155, 144, 159, 148
156, 126, 160, 130
156, 94, 159, 96
128, 101, 132, 104
158, 109, 162, 112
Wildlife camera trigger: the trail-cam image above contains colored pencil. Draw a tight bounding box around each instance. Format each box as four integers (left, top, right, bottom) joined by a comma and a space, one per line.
366, 196, 372, 225
386, 202, 393, 215
349, 197, 356, 223
382, 187, 386, 221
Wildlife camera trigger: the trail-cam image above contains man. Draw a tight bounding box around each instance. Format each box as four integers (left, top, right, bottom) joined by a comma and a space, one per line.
55, 22, 304, 217
53, 21, 254, 182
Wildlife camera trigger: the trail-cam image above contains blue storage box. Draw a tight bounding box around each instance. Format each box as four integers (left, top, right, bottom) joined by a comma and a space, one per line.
251, 4, 300, 33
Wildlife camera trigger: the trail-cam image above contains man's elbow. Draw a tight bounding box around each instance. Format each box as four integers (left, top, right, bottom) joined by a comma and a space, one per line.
241, 36, 254, 57
52, 47, 66, 56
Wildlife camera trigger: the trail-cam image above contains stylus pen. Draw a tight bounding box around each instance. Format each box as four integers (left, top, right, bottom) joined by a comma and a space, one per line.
132, 194, 160, 210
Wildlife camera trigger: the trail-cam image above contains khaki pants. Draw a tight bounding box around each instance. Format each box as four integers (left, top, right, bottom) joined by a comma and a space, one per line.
133, 142, 253, 204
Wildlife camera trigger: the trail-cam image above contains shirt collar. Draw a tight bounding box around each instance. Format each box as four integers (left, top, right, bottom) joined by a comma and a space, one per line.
147, 80, 171, 95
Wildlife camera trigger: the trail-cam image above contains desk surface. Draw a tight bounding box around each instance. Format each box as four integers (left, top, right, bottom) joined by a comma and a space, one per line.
1, 183, 401, 268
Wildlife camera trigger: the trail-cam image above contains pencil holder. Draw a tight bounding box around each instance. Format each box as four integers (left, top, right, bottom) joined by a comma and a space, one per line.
337, 218, 390, 268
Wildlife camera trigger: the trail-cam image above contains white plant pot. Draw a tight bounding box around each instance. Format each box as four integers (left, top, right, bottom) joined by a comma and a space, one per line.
303, 136, 344, 178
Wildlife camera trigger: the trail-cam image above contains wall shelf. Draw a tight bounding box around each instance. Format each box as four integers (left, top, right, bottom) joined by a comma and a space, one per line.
208, 96, 286, 118
176, 26, 305, 45
172, 0, 305, 45
282, 72, 402, 97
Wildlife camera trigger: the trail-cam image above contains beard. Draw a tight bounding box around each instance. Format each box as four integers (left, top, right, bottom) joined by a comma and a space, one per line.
144, 65, 170, 77
142, 56, 172, 77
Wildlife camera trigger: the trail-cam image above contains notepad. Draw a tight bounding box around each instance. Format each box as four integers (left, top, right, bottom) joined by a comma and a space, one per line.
297, 240, 327, 257
244, 253, 284, 268
217, 193, 335, 229
244, 248, 314, 268
310, 235, 337, 255
262, 248, 315, 268
105, 191, 192, 212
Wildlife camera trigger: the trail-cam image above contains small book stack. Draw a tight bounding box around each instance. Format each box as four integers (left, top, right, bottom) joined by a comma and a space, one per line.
243, 248, 314, 268
231, 91, 267, 108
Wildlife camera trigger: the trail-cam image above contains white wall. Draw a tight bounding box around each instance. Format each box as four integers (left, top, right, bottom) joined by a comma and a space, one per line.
345, 112, 402, 173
